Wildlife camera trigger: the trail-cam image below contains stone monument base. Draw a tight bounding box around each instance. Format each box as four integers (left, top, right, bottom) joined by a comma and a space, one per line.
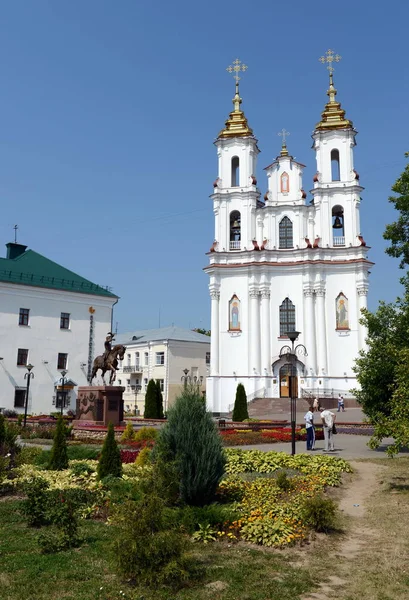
75, 386, 125, 427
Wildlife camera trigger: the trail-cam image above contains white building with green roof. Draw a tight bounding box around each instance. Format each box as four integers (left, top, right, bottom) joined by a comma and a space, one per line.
0, 242, 118, 415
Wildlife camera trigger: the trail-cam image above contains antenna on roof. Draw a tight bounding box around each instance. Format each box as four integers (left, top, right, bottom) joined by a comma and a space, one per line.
13, 225, 18, 243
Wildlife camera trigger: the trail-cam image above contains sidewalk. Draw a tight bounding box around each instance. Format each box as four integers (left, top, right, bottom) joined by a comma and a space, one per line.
252, 407, 366, 424
232, 433, 409, 459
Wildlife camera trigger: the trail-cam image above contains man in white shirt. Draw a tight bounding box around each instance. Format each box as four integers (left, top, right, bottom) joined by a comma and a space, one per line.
304, 406, 315, 451
320, 406, 336, 452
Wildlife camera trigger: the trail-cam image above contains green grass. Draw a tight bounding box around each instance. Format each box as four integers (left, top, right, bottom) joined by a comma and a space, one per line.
34, 445, 101, 467
0, 498, 316, 600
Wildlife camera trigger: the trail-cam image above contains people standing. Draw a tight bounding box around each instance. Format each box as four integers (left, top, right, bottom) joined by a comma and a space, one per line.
320, 406, 336, 452
313, 397, 319, 411
304, 406, 315, 451
337, 394, 345, 412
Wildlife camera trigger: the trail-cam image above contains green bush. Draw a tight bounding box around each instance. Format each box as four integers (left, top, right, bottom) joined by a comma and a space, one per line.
154, 387, 226, 506
167, 503, 239, 534
48, 416, 69, 470
97, 422, 122, 480
134, 426, 158, 443
144, 379, 159, 419
135, 446, 152, 466
22, 478, 50, 527
0, 414, 5, 447
115, 493, 195, 587
15, 446, 43, 466
302, 495, 338, 533
156, 380, 164, 419
120, 422, 135, 443
232, 383, 249, 422
37, 490, 82, 553
275, 471, 294, 492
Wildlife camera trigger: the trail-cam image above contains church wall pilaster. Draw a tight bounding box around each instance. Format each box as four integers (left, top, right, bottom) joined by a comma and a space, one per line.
260, 288, 271, 374
249, 287, 261, 375
209, 287, 220, 375
303, 287, 317, 375
314, 285, 328, 375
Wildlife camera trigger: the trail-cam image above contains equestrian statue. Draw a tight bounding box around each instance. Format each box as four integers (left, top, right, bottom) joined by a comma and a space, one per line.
91, 332, 126, 385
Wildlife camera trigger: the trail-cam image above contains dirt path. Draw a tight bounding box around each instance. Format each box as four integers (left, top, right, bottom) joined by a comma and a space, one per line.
302, 461, 385, 600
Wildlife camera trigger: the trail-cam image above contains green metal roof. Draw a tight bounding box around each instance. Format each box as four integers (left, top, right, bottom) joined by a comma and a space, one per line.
0, 244, 117, 298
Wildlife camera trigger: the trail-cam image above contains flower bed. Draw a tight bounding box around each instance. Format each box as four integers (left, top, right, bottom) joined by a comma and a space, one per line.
221, 427, 324, 446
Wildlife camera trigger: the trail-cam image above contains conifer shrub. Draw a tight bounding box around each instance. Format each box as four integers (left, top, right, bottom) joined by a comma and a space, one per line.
144, 379, 158, 419
232, 383, 249, 422
97, 422, 122, 480
302, 495, 338, 533
134, 426, 158, 443
156, 379, 165, 419
135, 446, 153, 466
120, 421, 135, 443
155, 387, 226, 506
48, 416, 68, 471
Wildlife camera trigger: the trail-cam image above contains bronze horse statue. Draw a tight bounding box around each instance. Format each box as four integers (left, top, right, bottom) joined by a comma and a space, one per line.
91, 344, 126, 385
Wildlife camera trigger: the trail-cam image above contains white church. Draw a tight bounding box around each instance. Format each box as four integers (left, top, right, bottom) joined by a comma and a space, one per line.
205, 55, 372, 415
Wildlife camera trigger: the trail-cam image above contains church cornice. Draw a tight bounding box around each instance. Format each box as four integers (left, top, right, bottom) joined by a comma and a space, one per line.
204, 256, 374, 273
311, 183, 364, 195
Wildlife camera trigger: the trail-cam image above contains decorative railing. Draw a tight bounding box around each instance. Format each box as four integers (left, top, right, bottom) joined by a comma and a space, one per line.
333, 236, 345, 246
301, 387, 355, 399
123, 365, 142, 373
229, 241, 241, 250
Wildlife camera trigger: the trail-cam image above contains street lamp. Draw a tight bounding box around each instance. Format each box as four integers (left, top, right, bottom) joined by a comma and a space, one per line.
181, 369, 204, 389
23, 364, 34, 427
279, 331, 307, 456
59, 369, 68, 416
134, 384, 141, 415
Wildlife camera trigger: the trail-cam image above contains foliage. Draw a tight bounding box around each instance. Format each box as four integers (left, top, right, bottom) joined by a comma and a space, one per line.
168, 502, 239, 534
120, 449, 139, 463
3, 409, 18, 418
22, 477, 50, 527
0, 413, 5, 447
232, 383, 249, 422
135, 446, 153, 466
47, 416, 69, 470
192, 327, 211, 336
156, 379, 165, 419
221, 427, 324, 446
384, 152, 409, 272
15, 446, 43, 466
144, 379, 159, 419
192, 523, 217, 543
114, 493, 196, 587
37, 491, 82, 553
155, 387, 226, 506
302, 494, 338, 532
97, 422, 122, 480
134, 426, 158, 443
120, 421, 135, 443
276, 471, 294, 491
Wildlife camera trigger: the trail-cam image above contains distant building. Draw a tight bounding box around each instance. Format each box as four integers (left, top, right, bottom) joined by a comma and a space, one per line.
0, 241, 118, 415
115, 326, 211, 414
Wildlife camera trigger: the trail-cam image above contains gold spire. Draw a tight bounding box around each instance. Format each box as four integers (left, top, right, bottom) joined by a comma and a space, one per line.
316, 49, 353, 131
218, 59, 253, 139
278, 128, 290, 157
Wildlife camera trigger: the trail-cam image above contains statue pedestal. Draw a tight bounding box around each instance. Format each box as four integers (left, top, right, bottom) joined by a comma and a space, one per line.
75, 386, 125, 427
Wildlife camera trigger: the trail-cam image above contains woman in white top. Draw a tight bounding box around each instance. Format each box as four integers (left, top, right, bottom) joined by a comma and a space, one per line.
320, 407, 336, 451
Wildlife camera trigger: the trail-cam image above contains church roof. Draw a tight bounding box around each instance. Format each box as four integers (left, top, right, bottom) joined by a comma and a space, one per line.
217, 82, 254, 140
0, 242, 117, 298
315, 72, 353, 132
117, 326, 211, 345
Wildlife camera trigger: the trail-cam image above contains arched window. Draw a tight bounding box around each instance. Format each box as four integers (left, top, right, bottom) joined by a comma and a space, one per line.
280, 171, 289, 193
279, 216, 293, 249
231, 156, 240, 187
331, 149, 340, 181
230, 211, 241, 250
135, 352, 140, 366
332, 205, 345, 246
279, 298, 296, 337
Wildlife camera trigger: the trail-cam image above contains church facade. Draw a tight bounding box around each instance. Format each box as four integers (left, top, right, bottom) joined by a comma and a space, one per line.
205, 58, 373, 415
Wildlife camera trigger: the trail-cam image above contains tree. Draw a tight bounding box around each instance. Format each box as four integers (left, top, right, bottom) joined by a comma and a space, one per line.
97, 422, 122, 480
155, 380, 164, 419
232, 383, 249, 422
384, 152, 409, 275
192, 328, 211, 336
48, 415, 69, 470
154, 386, 226, 506
144, 379, 158, 419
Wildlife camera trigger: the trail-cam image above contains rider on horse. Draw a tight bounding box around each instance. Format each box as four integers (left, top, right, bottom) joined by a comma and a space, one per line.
104, 333, 117, 366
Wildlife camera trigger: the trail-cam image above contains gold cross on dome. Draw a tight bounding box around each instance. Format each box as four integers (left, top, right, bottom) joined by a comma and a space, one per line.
319, 49, 342, 74
226, 58, 248, 83
278, 128, 290, 144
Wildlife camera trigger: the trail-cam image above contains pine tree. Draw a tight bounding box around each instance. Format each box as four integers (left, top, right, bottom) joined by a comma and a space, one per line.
232, 383, 249, 422
155, 387, 226, 506
144, 379, 158, 419
48, 415, 69, 470
155, 380, 164, 419
97, 422, 122, 480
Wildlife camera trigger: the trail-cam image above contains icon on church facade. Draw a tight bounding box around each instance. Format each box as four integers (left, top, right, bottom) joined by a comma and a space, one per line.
280, 172, 289, 193
229, 294, 241, 331
335, 293, 349, 330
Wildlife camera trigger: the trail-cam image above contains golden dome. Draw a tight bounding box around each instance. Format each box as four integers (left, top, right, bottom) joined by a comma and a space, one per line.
218, 82, 254, 139
315, 72, 353, 131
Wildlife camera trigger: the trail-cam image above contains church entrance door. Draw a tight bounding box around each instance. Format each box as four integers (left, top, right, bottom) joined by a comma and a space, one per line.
279, 365, 298, 398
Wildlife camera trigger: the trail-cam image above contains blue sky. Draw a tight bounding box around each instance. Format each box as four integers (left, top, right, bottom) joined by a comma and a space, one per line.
0, 0, 408, 331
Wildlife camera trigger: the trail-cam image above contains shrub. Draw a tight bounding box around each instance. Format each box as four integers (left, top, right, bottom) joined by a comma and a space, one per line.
134, 426, 158, 443
232, 383, 249, 422
302, 495, 338, 533
97, 422, 122, 480
115, 493, 195, 587
120, 422, 135, 443
276, 471, 294, 492
155, 388, 226, 506
144, 379, 159, 419
3, 409, 18, 418
135, 446, 152, 466
48, 416, 69, 470
156, 380, 164, 419
37, 491, 82, 553
15, 446, 43, 466
22, 478, 50, 527
0, 414, 5, 447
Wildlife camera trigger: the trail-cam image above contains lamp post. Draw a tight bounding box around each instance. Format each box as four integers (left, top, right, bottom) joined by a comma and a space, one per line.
59, 369, 67, 416
23, 364, 34, 427
134, 384, 141, 415
181, 368, 190, 388
279, 331, 307, 456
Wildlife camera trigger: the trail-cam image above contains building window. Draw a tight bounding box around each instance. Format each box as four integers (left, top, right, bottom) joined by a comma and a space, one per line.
231, 156, 240, 187
156, 379, 164, 392
57, 353, 68, 370
230, 210, 241, 250
206, 351, 210, 365
56, 392, 68, 409
118, 379, 122, 385
127, 353, 131, 366
136, 378, 140, 385
332, 204, 345, 245
331, 149, 340, 181
127, 379, 131, 385
17, 348, 28, 366
144, 352, 149, 366
19, 308, 30, 326
143, 378, 148, 392
135, 352, 140, 366
60, 312, 70, 329
279, 216, 293, 249
14, 389, 26, 408
279, 298, 296, 337
156, 352, 165, 365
